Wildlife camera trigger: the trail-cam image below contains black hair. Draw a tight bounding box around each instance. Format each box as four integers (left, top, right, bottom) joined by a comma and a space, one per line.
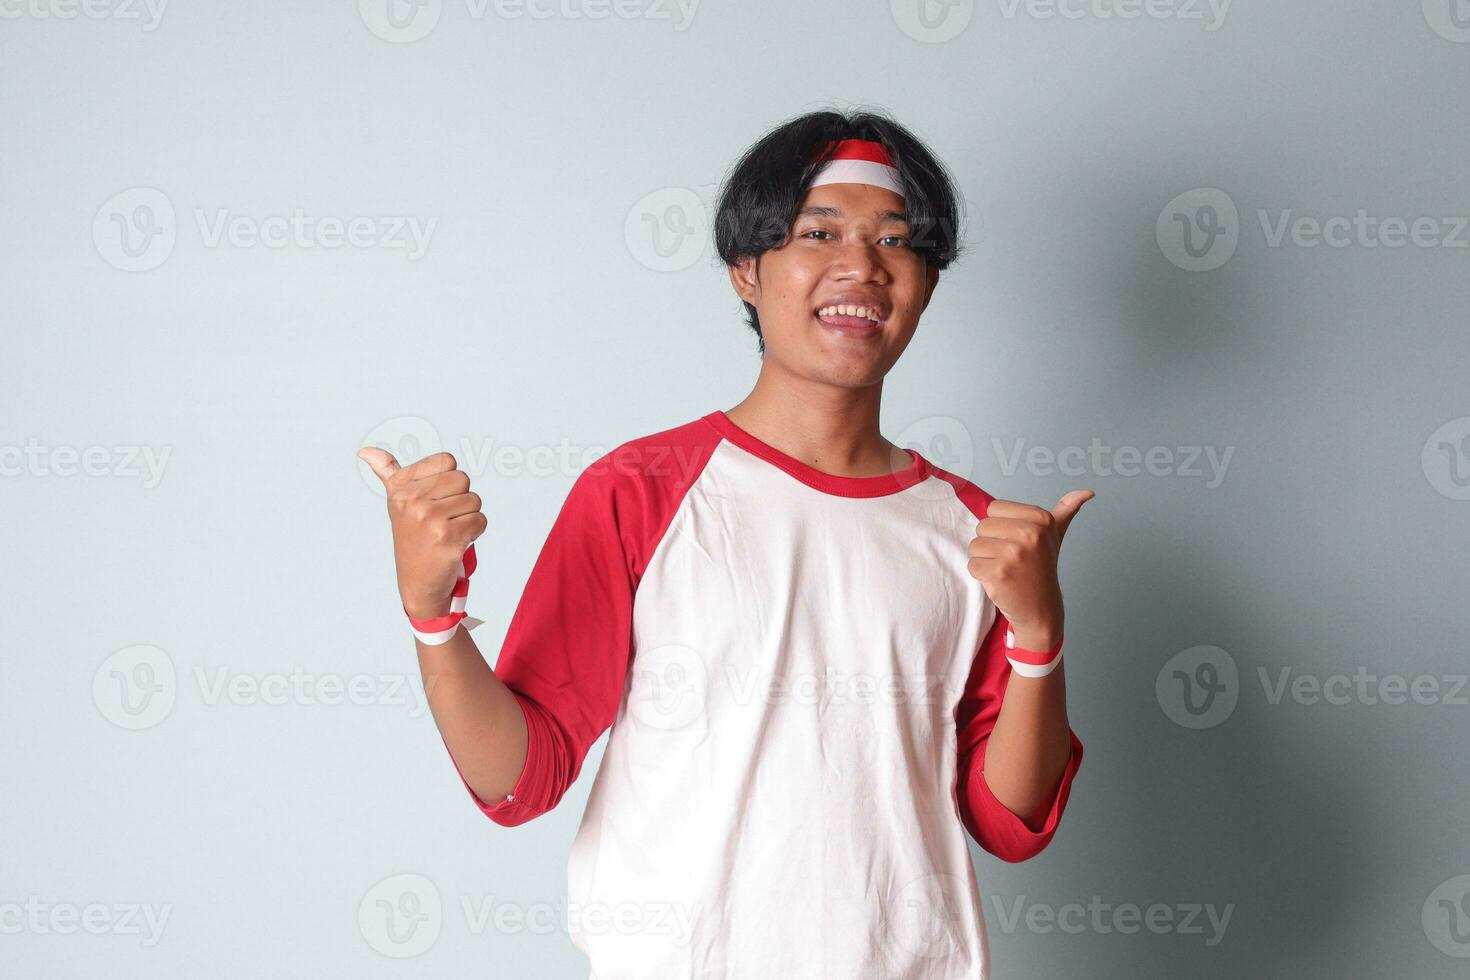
713, 106, 967, 354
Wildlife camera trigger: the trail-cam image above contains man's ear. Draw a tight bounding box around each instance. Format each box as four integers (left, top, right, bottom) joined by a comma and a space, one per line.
727, 255, 759, 305
920, 264, 940, 311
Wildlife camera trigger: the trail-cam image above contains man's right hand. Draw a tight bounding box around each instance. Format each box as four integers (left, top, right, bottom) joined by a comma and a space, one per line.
357, 448, 489, 620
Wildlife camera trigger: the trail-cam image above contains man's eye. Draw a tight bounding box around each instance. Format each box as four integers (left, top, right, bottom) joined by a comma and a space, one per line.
801, 229, 833, 240
881, 235, 910, 247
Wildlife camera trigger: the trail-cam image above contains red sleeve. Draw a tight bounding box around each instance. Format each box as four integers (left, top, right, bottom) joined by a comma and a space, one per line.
442, 458, 639, 827
441, 427, 718, 826
955, 610, 1084, 862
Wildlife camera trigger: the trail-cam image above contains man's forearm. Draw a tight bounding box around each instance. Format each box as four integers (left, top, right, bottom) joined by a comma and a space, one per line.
415, 624, 528, 806
980, 621, 1074, 831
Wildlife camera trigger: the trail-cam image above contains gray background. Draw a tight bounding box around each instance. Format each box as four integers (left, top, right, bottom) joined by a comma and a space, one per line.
3, 0, 1469, 977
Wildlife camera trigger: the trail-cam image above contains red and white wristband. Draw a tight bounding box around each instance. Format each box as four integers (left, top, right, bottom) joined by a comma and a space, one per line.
405, 544, 485, 645
1004, 628, 1064, 678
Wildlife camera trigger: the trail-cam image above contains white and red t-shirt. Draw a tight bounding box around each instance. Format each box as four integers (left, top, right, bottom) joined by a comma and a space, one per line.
441, 409, 1084, 979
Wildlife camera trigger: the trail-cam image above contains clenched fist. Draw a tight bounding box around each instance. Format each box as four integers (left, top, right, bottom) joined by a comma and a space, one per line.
357, 448, 488, 620
966, 490, 1094, 648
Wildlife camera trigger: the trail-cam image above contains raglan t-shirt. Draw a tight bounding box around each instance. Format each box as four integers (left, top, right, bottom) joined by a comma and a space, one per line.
440, 409, 1084, 980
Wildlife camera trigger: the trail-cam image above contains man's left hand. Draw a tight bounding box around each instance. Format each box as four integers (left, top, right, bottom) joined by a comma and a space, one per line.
966, 490, 1094, 649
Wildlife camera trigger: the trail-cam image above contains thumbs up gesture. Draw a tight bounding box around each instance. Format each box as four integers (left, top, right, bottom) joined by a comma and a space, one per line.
357, 447, 489, 621
966, 490, 1094, 648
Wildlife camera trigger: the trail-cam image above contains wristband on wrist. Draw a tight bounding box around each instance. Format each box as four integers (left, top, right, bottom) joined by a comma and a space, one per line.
1004, 628, 1064, 677
405, 544, 485, 645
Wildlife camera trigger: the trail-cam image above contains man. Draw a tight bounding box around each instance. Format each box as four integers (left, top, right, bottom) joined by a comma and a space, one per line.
359, 108, 1090, 978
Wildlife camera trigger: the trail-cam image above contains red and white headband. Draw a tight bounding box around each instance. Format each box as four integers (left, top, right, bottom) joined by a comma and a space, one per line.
809, 139, 905, 199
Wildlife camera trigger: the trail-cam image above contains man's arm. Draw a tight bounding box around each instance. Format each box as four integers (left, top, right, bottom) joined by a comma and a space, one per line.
980, 619, 1073, 831
358, 446, 529, 804
954, 610, 1084, 862
360, 444, 636, 825
411, 616, 529, 808
957, 489, 1092, 860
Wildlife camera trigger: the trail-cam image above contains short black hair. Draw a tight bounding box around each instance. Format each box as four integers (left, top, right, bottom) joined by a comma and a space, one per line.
713, 106, 967, 354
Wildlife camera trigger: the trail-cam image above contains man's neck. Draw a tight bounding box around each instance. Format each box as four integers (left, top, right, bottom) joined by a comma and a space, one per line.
723, 376, 911, 479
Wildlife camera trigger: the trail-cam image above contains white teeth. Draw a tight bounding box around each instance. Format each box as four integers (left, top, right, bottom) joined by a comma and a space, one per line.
818, 304, 880, 321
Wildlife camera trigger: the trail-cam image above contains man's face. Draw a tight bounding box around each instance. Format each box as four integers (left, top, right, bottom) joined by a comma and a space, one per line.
729, 180, 940, 388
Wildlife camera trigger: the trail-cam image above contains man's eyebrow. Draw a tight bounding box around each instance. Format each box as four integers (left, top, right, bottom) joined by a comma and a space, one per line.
794, 205, 911, 224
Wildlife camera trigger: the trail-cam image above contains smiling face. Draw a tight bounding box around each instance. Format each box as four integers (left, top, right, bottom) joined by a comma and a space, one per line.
728, 180, 941, 389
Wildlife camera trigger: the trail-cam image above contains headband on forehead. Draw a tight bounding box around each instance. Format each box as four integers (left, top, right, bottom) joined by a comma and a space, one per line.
808, 138, 905, 200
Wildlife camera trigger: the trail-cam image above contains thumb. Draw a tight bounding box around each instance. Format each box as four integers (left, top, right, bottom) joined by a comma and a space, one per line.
1051, 489, 1095, 543
357, 446, 402, 486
